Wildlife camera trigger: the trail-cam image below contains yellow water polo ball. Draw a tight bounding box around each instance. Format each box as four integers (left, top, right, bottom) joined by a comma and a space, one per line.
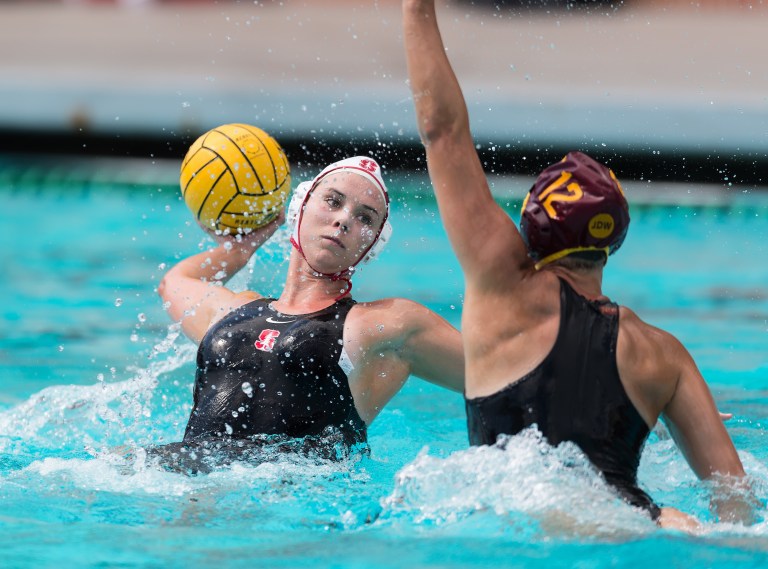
179, 123, 291, 233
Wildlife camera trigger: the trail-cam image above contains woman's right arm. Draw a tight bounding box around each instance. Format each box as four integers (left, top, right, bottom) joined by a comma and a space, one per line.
402, 0, 530, 284
158, 217, 283, 343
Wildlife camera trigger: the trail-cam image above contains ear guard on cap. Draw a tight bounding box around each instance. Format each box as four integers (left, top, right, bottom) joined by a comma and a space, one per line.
286, 158, 393, 267
363, 216, 392, 264
286, 181, 312, 237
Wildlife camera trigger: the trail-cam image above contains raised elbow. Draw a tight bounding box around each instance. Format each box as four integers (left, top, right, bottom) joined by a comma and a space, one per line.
418, 114, 461, 147
157, 272, 173, 304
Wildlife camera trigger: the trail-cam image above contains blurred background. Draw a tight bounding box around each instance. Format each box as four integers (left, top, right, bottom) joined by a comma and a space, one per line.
1, 6, 767, 565
1, 0, 766, 184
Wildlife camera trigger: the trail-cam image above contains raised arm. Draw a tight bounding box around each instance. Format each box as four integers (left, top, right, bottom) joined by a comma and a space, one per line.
158, 218, 282, 344
402, 0, 528, 282
662, 339, 757, 524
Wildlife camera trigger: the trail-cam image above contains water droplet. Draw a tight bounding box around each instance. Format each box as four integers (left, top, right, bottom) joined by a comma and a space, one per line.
114, 298, 123, 307
242, 382, 253, 397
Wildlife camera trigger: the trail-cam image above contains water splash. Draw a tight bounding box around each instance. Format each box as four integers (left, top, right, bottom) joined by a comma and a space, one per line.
0, 326, 195, 455
8, 439, 378, 534
379, 428, 660, 540
377, 427, 768, 541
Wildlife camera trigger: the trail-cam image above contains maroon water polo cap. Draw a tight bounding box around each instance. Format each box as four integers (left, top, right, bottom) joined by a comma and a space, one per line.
520, 151, 630, 269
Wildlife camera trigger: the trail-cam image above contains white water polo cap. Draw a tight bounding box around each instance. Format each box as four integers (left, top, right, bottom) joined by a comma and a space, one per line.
287, 156, 392, 272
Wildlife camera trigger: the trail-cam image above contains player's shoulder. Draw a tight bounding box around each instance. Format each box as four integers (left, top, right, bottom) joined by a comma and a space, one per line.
228, 290, 263, 309
616, 304, 694, 409
209, 290, 263, 326
352, 297, 430, 320
618, 305, 685, 356
349, 297, 434, 337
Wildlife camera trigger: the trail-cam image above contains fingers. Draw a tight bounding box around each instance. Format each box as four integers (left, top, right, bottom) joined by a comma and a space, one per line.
205, 207, 286, 246
658, 507, 703, 534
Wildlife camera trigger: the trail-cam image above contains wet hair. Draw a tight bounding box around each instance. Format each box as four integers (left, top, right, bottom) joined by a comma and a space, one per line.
551, 249, 607, 271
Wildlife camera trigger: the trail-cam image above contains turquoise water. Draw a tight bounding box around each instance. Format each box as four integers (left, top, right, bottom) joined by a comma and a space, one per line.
1, 159, 768, 567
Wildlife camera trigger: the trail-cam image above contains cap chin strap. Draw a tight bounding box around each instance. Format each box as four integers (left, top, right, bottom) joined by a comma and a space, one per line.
534, 246, 610, 270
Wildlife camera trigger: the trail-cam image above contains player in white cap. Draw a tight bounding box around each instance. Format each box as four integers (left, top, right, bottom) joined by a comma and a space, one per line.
155, 156, 463, 471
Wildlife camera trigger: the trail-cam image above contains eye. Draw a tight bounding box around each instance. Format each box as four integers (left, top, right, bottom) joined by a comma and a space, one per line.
357, 213, 373, 226
324, 195, 341, 208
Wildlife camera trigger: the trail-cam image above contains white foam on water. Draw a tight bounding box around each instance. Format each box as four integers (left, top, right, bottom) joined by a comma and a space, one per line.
16, 442, 371, 505
639, 426, 768, 537
0, 325, 195, 454
378, 428, 656, 540
22, 454, 199, 497
375, 427, 768, 540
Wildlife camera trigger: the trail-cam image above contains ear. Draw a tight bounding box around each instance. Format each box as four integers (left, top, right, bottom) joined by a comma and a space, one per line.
360, 220, 393, 265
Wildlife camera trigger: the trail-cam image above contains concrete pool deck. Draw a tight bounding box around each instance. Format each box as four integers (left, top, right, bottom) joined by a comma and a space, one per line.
0, 1, 766, 182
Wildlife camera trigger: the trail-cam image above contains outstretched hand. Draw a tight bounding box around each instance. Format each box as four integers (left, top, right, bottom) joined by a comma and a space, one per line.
658, 507, 703, 534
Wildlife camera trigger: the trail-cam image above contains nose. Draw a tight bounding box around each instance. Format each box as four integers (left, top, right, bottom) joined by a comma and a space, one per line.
333, 209, 351, 233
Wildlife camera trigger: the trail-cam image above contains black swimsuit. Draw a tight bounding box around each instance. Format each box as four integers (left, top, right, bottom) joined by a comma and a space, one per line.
148, 297, 367, 472
465, 279, 660, 520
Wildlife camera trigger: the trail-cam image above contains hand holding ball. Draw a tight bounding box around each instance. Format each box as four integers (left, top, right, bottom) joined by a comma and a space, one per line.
180, 124, 291, 234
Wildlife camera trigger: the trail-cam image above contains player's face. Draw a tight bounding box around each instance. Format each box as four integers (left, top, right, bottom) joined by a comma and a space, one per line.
299, 172, 386, 274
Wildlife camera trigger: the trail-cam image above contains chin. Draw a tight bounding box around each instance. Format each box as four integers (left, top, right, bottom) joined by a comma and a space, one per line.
308, 253, 350, 275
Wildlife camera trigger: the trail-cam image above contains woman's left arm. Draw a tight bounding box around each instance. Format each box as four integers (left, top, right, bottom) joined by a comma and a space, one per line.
397, 300, 464, 393
662, 336, 758, 524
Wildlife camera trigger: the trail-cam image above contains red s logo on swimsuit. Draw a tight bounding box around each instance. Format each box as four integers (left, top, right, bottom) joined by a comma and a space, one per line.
254, 329, 280, 352
359, 159, 377, 173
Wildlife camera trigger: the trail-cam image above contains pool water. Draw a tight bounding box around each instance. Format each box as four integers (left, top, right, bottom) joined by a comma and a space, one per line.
1, 159, 768, 568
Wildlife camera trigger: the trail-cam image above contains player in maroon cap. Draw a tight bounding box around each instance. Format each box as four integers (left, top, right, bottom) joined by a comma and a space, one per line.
402, 0, 755, 530
520, 151, 631, 269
